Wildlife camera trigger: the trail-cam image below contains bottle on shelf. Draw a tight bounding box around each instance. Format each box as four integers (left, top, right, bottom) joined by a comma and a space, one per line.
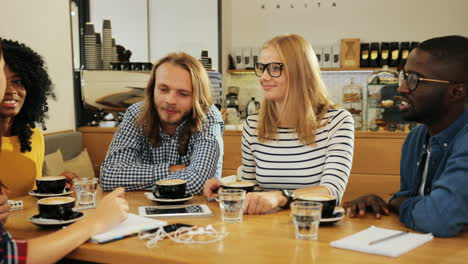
369, 42, 380, 68
389, 42, 400, 67
400, 42, 410, 67
360, 43, 370, 68
379, 42, 390, 67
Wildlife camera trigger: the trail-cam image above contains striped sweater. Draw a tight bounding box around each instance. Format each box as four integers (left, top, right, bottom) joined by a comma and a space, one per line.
241, 108, 354, 204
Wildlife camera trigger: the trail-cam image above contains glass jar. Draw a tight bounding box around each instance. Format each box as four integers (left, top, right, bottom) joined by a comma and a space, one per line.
342, 78, 363, 130
365, 66, 404, 131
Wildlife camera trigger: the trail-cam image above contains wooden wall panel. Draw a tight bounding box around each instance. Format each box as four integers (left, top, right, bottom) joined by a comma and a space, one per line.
79, 127, 116, 177
79, 128, 406, 199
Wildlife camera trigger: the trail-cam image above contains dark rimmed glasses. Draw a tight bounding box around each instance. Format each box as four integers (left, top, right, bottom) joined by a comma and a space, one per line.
398, 71, 455, 92
254, 62, 284, 78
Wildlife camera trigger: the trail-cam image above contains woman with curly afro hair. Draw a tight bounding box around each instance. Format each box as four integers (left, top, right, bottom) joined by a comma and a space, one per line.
0, 39, 56, 198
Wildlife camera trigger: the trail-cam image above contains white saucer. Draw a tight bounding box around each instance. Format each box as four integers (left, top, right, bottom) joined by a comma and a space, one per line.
320, 207, 345, 225
28, 188, 74, 198
144, 192, 193, 205
29, 211, 84, 228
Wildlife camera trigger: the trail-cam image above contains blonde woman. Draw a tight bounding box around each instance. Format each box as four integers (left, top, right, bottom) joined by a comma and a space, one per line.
205, 34, 354, 214
101, 52, 224, 194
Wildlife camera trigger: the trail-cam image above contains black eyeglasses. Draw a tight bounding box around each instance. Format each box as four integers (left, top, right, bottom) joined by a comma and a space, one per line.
254, 62, 284, 78
398, 71, 454, 92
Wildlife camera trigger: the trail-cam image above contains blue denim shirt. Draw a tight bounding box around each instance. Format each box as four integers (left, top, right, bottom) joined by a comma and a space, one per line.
389, 110, 468, 237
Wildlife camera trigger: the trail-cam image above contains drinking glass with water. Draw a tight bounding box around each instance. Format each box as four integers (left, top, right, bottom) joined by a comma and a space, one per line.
291, 200, 322, 240
73, 178, 98, 207
218, 189, 246, 223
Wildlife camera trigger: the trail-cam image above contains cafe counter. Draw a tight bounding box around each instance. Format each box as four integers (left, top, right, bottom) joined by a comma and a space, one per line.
78, 127, 406, 201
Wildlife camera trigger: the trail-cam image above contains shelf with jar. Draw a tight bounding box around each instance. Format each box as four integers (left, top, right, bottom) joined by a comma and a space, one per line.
364, 66, 416, 133
226, 67, 397, 74
225, 61, 413, 133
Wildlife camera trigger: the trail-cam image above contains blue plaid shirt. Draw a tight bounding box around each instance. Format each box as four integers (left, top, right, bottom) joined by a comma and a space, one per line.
100, 103, 224, 194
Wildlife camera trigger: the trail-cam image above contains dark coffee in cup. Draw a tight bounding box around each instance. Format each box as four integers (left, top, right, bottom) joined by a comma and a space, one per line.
298, 194, 336, 218
37, 197, 75, 220
36, 176, 66, 194
154, 179, 187, 199
222, 181, 255, 192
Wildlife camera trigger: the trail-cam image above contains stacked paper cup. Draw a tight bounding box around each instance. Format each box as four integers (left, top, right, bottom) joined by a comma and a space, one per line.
95, 33, 103, 70
84, 23, 98, 70
102, 19, 113, 70
199, 50, 212, 70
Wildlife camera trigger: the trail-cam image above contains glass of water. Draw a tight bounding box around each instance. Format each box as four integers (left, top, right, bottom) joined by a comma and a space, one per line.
218, 189, 246, 223
73, 178, 98, 207
291, 200, 322, 240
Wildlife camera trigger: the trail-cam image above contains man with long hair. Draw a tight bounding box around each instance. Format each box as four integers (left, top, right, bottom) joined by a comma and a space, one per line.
344, 35, 468, 237
101, 52, 224, 194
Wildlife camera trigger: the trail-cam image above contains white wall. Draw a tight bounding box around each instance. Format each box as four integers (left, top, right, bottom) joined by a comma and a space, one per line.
148, 0, 219, 69
90, 0, 149, 62
90, 0, 219, 67
0, 0, 75, 133
223, 0, 468, 113
225, 0, 468, 70
222, 0, 233, 72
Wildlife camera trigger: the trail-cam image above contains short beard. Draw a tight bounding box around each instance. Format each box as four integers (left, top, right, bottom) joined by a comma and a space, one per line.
160, 113, 191, 126
161, 119, 181, 126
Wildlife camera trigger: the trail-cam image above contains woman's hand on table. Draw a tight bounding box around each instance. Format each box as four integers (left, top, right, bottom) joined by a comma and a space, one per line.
203, 178, 223, 200
244, 191, 285, 215
84, 187, 129, 235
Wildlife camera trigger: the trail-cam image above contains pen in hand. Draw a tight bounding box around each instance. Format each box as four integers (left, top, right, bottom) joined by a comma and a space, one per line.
368, 231, 409, 245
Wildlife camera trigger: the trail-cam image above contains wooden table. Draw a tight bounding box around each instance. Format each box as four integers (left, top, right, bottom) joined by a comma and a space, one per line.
6, 190, 468, 264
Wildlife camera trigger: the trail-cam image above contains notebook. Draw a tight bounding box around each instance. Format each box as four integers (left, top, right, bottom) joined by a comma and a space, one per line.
90, 213, 167, 244
330, 225, 433, 257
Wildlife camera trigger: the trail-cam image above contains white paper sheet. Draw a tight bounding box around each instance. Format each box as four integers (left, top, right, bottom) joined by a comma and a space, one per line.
330, 225, 433, 257
90, 213, 167, 243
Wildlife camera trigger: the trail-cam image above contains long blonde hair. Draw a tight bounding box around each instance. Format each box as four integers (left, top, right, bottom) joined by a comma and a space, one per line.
258, 34, 334, 145
136, 52, 213, 154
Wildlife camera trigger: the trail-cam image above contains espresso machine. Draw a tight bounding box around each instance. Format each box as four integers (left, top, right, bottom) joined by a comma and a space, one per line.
226, 86, 240, 110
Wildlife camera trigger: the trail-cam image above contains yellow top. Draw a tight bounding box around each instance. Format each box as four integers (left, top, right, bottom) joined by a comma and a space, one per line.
0, 127, 44, 198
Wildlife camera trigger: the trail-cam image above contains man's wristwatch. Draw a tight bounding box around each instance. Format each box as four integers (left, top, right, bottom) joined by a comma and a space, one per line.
280, 189, 295, 209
